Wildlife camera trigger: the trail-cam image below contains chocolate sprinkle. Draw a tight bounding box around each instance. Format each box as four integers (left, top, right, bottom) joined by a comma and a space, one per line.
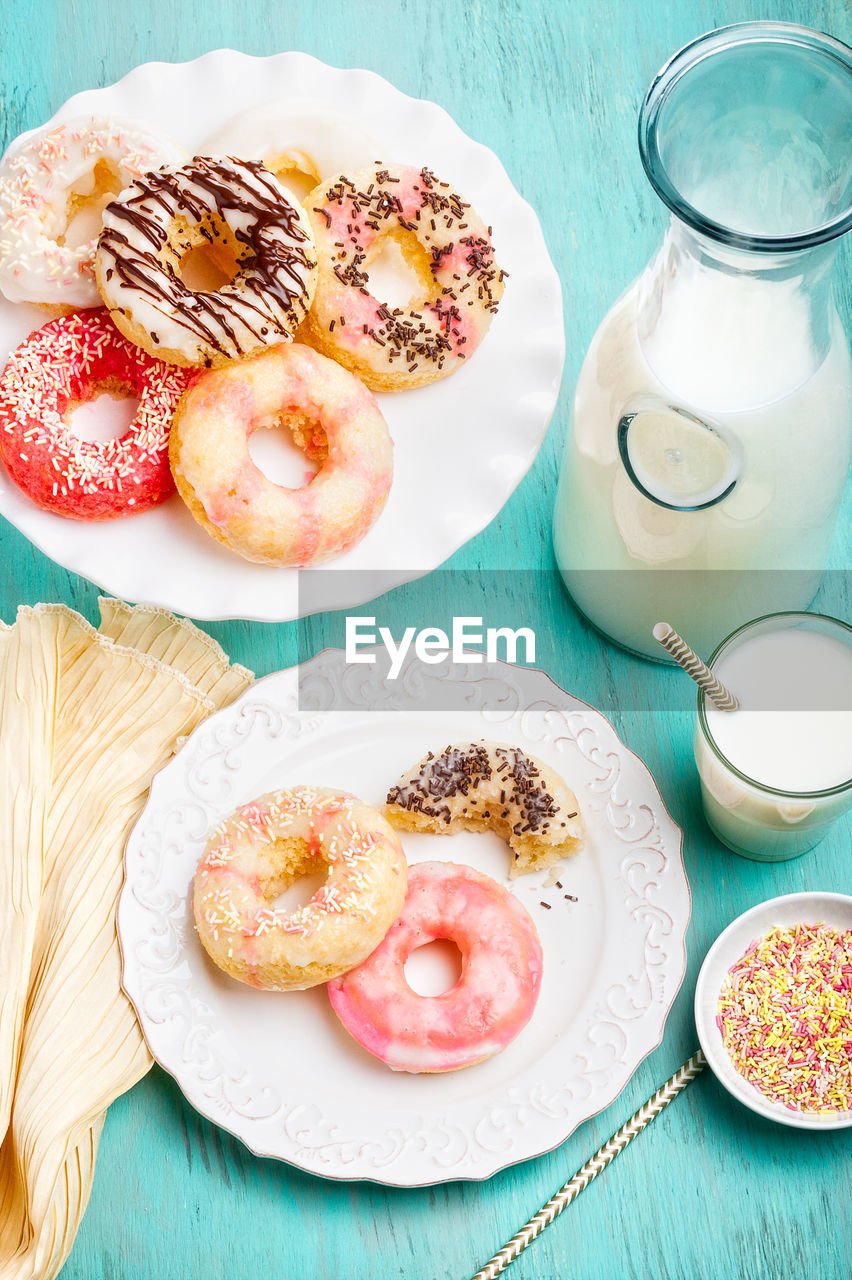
311, 163, 504, 370
386, 742, 562, 833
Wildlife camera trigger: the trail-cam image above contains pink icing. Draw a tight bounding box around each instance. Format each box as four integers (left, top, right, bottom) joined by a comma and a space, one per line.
425, 297, 481, 358
329, 290, 388, 350
322, 197, 378, 253
204, 459, 264, 527
309, 164, 502, 383
327, 861, 543, 1072
287, 483, 323, 564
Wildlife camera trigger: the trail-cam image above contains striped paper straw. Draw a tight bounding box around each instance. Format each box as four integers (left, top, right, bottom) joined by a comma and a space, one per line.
652, 622, 740, 711
469, 1050, 707, 1280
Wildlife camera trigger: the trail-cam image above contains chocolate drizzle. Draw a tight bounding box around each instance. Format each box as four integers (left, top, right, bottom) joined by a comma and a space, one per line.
97, 157, 317, 363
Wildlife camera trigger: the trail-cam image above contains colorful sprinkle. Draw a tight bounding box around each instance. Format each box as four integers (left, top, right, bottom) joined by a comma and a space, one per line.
0, 308, 192, 518
717, 922, 852, 1115
0, 116, 182, 307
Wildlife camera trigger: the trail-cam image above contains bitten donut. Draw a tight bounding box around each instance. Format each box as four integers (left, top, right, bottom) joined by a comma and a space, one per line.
0, 116, 184, 307
0, 308, 192, 519
95, 156, 318, 368
385, 741, 585, 877
169, 341, 393, 565
202, 101, 380, 200
301, 162, 505, 391
193, 786, 408, 991
327, 861, 543, 1072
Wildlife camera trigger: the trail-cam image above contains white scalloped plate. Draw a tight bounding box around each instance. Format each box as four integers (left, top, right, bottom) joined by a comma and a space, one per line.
118, 652, 690, 1185
0, 50, 563, 620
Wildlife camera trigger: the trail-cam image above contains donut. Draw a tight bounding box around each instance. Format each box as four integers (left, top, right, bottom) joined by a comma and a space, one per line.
301, 162, 505, 391
385, 741, 585, 877
169, 341, 393, 565
95, 156, 318, 369
201, 101, 380, 201
192, 786, 408, 991
327, 861, 543, 1072
0, 308, 192, 519
0, 116, 184, 308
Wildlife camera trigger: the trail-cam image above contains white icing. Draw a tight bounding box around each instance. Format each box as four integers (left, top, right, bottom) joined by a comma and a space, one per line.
96, 157, 318, 365
0, 116, 184, 306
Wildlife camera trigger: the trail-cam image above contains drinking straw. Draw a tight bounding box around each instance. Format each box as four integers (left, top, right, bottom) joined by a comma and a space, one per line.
469, 1050, 707, 1280
652, 622, 740, 711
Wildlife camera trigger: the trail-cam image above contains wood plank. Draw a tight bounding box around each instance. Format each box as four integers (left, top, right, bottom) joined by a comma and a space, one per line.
0, 0, 848, 1276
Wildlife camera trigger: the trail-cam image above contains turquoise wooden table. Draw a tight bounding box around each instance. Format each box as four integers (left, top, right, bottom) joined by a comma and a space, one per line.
2, 0, 850, 1276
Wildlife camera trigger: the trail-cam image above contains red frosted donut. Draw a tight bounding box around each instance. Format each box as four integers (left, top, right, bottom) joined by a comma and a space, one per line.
327, 861, 543, 1073
0, 308, 193, 519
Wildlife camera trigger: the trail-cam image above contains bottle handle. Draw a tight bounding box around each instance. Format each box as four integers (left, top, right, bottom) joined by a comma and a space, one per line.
617, 395, 742, 512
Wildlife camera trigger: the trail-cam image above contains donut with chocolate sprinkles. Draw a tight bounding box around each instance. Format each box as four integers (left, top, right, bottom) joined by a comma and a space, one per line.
300, 161, 505, 391
384, 741, 584, 877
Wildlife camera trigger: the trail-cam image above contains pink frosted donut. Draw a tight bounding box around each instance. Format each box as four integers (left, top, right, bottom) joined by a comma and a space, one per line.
302, 162, 505, 391
0, 308, 192, 519
169, 340, 393, 565
193, 786, 408, 991
327, 861, 543, 1072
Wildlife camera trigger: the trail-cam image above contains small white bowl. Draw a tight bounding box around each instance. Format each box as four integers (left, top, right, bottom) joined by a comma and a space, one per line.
695, 891, 852, 1130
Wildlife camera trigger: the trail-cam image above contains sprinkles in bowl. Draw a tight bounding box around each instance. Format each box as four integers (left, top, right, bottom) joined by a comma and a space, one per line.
717, 922, 852, 1116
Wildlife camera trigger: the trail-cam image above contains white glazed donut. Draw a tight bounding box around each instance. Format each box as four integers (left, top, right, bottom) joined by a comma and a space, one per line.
385, 741, 585, 877
0, 116, 184, 307
192, 786, 408, 991
201, 101, 381, 198
95, 156, 318, 368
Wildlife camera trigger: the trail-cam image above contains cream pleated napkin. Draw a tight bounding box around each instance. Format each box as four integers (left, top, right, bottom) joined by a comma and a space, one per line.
0, 600, 253, 1280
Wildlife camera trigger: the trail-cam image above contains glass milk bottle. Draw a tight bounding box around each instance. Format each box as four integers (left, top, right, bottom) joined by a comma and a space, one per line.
554, 23, 852, 660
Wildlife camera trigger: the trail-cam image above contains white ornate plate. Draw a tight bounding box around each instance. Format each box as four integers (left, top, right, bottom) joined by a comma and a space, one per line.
118, 651, 690, 1185
0, 50, 563, 620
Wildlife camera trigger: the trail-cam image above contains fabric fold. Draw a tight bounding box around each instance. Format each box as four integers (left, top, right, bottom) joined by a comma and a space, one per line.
0, 601, 253, 1280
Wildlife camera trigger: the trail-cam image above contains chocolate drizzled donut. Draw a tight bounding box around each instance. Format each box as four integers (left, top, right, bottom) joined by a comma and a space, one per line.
95, 156, 318, 368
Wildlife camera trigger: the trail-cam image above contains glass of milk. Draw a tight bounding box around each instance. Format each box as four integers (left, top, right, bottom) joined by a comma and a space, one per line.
693, 612, 852, 861
554, 23, 852, 660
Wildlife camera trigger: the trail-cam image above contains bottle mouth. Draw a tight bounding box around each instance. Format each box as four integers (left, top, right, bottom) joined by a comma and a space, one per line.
639, 22, 852, 253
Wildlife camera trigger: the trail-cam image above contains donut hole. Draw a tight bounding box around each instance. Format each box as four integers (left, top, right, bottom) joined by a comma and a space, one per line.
174, 217, 244, 293
65, 382, 140, 444
60, 159, 127, 250
257, 835, 330, 912
364, 228, 434, 310
248, 409, 327, 486
264, 150, 321, 202
404, 938, 463, 997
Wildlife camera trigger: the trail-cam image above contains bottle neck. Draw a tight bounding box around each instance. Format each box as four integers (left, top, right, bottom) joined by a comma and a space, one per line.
636, 217, 839, 414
